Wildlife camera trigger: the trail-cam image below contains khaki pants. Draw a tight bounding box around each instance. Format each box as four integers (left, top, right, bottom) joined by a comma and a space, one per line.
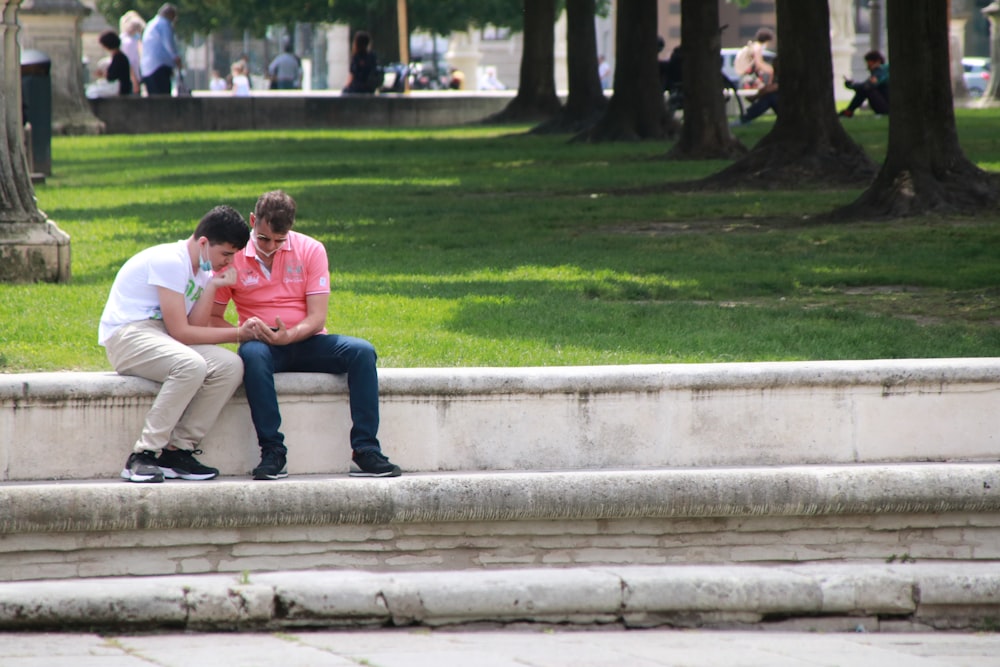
104, 320, 243, 454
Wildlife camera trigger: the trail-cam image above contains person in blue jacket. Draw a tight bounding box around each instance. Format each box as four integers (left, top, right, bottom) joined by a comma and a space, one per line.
840, 50, 889, 117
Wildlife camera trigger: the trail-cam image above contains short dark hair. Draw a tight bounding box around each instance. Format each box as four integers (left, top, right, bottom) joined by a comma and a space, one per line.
754, 28, 774, 43
99, 30, 121, 50
864, 50, 885, 64
352, 31, 371, 56
194, 205, 250, 248
254, 190, 297, 234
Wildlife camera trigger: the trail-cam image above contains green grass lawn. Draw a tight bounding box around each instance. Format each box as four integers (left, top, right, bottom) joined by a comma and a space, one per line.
4, 110, 1000, 372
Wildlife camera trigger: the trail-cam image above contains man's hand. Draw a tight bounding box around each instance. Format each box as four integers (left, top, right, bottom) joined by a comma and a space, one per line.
210, 266, 238, 289
238, 317, 265, 343
253, 316, 295, 346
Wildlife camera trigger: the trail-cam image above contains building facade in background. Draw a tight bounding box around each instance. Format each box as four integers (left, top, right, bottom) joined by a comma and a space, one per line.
55, 0, 997, 96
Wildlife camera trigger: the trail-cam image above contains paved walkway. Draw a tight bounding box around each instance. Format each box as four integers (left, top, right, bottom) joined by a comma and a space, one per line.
2, 628, 999, 666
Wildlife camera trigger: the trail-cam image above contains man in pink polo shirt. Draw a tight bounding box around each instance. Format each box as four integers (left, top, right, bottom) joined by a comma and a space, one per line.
211, 190, 402, 480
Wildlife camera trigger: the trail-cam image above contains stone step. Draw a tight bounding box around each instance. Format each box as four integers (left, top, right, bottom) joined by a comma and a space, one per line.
2, 562, 999, 632
2, 463, 999, 582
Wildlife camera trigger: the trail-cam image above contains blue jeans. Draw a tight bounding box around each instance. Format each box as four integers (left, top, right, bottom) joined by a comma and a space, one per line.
239, 334, 381, 455
741, 91, 778, 123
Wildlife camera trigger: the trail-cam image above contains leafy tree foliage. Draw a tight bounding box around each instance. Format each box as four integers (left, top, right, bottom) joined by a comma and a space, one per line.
96, 0, 524, 39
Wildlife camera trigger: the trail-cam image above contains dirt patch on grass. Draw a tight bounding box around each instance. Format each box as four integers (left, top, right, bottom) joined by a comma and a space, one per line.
605, 218, 807, 236
716, 287, 1000, 328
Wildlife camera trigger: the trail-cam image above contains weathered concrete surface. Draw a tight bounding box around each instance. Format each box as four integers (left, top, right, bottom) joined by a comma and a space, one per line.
1, 563, 999, 631
1, 465, 998, 581
4, 627, 1000, 667
2, 359, 999, 481
4, 464, 1000, 533
86, 91, 515, 134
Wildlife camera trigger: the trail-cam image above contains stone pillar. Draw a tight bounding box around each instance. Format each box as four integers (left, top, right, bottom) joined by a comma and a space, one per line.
869, 0, 883, 53
18, 0, 102, 134
950, 17, 969, 99
982, 2, 1000, 101
553, 9, 567, 94
1, 0, 71, 282
445, 28, 481, 92
325, 23, 349, 90
829, 0, 856, 102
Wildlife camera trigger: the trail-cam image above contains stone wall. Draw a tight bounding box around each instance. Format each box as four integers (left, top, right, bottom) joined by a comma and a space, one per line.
87, 92, 515, 134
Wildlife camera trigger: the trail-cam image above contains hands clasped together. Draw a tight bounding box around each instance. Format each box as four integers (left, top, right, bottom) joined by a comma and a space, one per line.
237, 316, 294, 345
212, 267, 294, 346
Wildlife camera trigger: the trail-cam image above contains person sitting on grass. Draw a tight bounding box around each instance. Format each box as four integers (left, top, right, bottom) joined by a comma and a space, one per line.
840, 50, 889, 117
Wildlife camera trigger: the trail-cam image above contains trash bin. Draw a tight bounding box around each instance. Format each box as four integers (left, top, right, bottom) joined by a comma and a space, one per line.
21, 48, 51, 176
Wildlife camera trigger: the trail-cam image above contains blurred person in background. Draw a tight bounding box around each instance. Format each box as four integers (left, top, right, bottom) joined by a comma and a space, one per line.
140, 3, 181, 95
119, 10, 145, 93
268, 43, 302, 89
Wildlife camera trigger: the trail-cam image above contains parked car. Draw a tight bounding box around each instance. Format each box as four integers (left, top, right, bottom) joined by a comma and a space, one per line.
962, 57, 991, 97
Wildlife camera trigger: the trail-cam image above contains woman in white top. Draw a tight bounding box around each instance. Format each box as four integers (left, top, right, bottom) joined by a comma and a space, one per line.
231, 61, 251, 96
118, 10, 146, 94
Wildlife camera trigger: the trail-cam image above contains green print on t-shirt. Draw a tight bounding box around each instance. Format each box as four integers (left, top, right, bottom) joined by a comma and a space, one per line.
185, 278, 204, 302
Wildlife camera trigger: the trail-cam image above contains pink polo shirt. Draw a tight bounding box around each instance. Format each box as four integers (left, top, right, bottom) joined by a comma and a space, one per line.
214, 230, 330, 332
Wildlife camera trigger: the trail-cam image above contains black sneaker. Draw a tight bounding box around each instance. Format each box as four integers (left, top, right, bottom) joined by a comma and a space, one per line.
350, 449, 402, 477
121, 451, 164, 483
252, 449, 288, 480
157, 448, 219, 481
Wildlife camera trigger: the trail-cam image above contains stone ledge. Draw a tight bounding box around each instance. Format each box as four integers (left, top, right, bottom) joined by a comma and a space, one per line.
2, 463, 999, 534
86, 91, 516, 134
2, 562, 998, 631
8, 357, 1000, 400
3, 360, 1000, 480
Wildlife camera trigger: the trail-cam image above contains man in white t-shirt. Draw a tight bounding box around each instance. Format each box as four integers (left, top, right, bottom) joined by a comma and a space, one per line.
100, 205, 266, 482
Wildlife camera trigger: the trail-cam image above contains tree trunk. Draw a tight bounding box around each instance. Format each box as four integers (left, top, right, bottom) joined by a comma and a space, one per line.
694, 0, 875, 189
665, 0, 745, 159
368, 1, 401, 64
837, 0, 1000, 216
486, 0, 562, 124
574, 0, 670, 142
532, 0, 607, 134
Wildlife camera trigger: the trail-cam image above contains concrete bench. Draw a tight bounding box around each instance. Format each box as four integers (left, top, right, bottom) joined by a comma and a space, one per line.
2, 359, 999, 482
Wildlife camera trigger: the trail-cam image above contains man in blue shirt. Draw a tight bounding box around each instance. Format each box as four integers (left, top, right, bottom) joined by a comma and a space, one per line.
140, 3, 181, 95
268, 45, 302, 89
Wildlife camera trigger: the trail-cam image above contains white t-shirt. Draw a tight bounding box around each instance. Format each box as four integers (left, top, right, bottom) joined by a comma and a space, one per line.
232, 74, 250, 96
98, 240, 209, 345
